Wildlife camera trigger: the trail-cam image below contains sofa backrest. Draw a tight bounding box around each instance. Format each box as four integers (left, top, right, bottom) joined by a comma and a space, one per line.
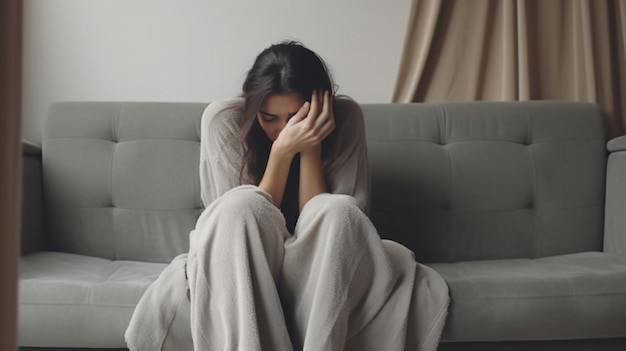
42, 100, 607, 264
43, 102, 206, 263
361, 101, 607, 263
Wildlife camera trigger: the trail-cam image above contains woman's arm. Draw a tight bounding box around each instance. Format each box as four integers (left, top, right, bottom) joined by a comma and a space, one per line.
259, 91, 335, 209
323, 98, 370, 214
298, 90, 334, 210
200, 100, 247, 207
257, 99, 311, 207
299, 145, 327, 210
258, 144, 294, 207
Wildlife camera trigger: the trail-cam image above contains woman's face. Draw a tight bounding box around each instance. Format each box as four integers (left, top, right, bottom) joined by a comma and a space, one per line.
257, 92, 305, 142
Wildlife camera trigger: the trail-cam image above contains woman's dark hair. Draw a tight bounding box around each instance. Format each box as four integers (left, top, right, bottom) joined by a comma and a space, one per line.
238, 41, 335, 184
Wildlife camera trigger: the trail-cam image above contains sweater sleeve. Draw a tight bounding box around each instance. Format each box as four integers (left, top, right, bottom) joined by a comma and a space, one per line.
199, 99, 249, 207
200, 97, 371, 214
324, 97, 371, 215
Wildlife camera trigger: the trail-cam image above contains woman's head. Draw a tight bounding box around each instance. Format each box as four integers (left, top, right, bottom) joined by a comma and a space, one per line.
242, 41, 334, 116
239, 41, 335, 182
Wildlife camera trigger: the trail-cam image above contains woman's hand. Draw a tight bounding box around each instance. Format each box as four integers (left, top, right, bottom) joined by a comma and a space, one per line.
272, 90, 335, 157
261, 90, 334, 208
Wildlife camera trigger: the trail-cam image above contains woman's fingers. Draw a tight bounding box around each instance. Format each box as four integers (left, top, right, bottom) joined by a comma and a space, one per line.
315, 91, 335, 137
316, 91, 328, 123
281, 91, 335, 151
327, 91, 335, 130
321, 90, 332, 123
306, 90, 323, 128
312, 91, 327, 125
287, 101, 310, 126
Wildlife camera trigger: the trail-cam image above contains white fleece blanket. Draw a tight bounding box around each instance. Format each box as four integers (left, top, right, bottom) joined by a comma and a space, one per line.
126, 99, 449, 351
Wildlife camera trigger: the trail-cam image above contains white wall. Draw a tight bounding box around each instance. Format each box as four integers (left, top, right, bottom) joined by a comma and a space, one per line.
22, 0, 412, 143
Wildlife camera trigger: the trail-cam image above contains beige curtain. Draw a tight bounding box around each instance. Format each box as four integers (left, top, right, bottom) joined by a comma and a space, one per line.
0, 0, 22, 349
394, 0, 626, 138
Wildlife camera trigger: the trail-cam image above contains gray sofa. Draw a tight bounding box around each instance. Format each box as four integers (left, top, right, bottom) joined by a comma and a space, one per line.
19, 101, 626, 350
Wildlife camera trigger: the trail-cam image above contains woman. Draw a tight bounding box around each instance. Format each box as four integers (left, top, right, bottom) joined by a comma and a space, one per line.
126, 41, 449, 351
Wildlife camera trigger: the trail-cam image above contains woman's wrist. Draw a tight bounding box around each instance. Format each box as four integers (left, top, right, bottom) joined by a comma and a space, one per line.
259, 142, 295, 207
300, 145, 322, 159
298, 144, 326, 210
270, 139, 297, 161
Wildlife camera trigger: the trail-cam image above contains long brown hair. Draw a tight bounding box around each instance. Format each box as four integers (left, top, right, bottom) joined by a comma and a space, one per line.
237, 41, 335, 184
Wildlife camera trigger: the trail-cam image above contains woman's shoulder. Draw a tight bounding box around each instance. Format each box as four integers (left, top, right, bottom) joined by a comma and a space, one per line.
333, 95, 365, 134
202, 98, 244, 130
201, 98, 245, 144
333, 95, 363, 118
322, 95, 366, 166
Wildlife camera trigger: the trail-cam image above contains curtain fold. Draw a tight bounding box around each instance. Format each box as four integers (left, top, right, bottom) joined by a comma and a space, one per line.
394, 0, 626, 138
0, 0, 22, 349
393, 0, 443, 102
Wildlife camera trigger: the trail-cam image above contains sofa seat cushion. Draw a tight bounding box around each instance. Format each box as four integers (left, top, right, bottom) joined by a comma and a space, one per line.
19, 251, 167, 348
429, 251, 626, 342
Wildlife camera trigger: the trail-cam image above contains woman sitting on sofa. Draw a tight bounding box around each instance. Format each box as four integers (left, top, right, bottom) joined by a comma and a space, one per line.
127, 41, 449, 351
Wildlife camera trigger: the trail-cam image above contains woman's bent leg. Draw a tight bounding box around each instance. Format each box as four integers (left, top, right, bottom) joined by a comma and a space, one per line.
280, 194, 401, 351
343, 240, 417, 351
186, 185, 293, 351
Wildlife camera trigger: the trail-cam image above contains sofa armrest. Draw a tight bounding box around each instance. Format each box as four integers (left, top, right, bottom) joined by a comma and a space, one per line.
607, 135, 626, 153
604, 136, 626, 254
21, 140, 46, 255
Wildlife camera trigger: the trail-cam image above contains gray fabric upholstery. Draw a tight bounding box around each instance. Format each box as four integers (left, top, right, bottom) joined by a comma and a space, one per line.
19, 251, 166, 348
604, 135, 626, 254
607, 135, 626, 152
19, 100, 626, 349
361, 101, 606, 263
438, 338, 626, 351
42, 102, 207, 262
430, 252, 626, 341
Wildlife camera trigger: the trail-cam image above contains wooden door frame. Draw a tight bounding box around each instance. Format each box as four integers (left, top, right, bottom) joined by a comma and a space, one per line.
0, 0, 23, 349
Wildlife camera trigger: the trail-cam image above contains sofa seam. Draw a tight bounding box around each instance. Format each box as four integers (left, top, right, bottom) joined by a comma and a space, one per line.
522, 103, 539, 258
19, 302, 138, 308
367, 137, 604, 145
449, 291, 626, 300
44, 205, 203, 211
112, 104, 121, 260
44, 137, 201, 143
440, 106, 456, 261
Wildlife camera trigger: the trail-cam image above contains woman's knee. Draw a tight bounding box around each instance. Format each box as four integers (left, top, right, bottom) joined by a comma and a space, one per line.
301, 193, 363, 220
291, 193, 373, 252
195, 185, 286, 246
210, 185, 274, 219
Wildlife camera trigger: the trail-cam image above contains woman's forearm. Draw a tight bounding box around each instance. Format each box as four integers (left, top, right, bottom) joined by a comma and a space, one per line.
258, 145, 294, 207
299, 146, 327, 210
